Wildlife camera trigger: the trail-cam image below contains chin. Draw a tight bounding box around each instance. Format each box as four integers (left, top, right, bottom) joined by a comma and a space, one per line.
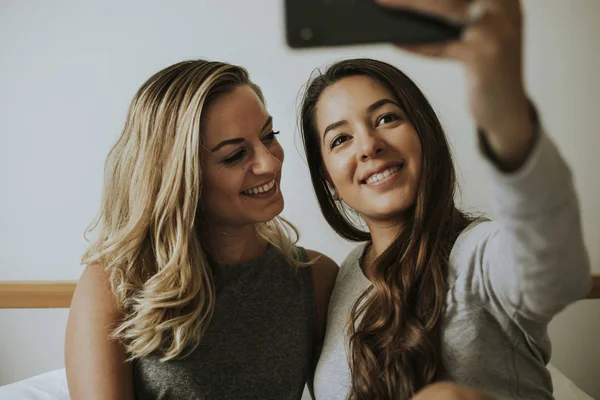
254, 199, 285, 223
365, 200, 415, 222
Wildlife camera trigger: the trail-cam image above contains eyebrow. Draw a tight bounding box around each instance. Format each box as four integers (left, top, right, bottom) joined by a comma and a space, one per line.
210, 116, 273, 152
322, 99, 401, 145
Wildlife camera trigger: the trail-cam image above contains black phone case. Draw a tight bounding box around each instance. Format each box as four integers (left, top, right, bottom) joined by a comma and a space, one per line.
285, 0, 464, 49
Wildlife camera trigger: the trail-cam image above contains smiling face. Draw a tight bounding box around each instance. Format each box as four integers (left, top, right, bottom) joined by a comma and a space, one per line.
315, 75, 422, 225
200, 84, 284, 228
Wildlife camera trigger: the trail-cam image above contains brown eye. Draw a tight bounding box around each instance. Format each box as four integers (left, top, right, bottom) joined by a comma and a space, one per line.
331, 134, 350, 149
223, 149, 246, 165
376, 113, 400, 127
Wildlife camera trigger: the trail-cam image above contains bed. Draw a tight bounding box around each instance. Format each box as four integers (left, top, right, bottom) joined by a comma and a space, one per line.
0, 276, 598, 400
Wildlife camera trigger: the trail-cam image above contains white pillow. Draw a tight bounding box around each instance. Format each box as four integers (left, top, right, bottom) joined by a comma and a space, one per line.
548, 364, 595, 400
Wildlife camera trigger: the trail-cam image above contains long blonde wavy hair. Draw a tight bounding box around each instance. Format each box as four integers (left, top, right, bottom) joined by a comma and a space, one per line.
82, 60, 302, 362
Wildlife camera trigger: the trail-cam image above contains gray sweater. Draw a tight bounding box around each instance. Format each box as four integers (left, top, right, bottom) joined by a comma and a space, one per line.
313, 131, 591, 400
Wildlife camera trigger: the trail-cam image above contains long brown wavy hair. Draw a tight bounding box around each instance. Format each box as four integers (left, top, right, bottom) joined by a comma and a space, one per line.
300, 58, 472, 399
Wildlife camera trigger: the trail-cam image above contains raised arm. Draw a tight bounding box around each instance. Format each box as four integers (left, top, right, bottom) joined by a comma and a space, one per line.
375, 0, 591, 321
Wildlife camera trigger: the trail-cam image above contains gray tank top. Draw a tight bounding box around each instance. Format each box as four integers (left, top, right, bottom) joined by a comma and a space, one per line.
133, 245, 316, 400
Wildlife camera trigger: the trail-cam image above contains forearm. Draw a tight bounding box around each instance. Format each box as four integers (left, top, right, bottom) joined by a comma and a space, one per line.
483, 129, 591, 320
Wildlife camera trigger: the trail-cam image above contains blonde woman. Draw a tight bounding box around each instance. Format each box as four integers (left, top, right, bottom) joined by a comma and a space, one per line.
65, 60, 338, 400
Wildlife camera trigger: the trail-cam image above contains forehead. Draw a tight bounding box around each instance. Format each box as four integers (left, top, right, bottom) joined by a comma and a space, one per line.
315, 75, 395, 130
202, 85, 269, 147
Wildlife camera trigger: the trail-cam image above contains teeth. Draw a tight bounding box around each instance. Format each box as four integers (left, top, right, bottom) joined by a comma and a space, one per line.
365, 165, 402, 184
243, 180, 276, 195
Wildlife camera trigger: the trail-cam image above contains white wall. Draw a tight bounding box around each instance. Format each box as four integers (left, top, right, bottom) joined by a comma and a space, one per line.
1, 0, 598, 397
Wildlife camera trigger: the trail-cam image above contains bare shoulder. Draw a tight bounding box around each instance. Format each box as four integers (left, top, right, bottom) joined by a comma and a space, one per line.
305, 249, 339, 301
67, 262, 122, 350
305, 249, 339, 345
305, 249, 339, 283
71, 262, 119, 316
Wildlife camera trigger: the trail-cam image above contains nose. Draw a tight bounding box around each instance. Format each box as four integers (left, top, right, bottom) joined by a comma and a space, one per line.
357, 128, 385, 161
251, 144, 281, 176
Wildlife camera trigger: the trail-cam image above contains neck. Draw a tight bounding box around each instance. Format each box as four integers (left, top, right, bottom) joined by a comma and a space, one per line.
198, 220, 267, 265
362, 217, 405, 280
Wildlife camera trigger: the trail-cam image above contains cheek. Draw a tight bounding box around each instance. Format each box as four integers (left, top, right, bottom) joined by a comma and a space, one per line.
272, 142, 284, 165
411, 138, 423, 183
323, 152, 354, 191
398, 126, 423, 184
201, 166, 243, 206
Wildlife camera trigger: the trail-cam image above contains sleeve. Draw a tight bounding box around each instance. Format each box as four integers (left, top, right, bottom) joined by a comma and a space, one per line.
472, 118, 591, 323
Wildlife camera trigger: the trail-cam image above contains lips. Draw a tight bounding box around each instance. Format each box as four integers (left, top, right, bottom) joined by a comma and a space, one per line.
360, 162, 405, 184
241, 179, 276, 195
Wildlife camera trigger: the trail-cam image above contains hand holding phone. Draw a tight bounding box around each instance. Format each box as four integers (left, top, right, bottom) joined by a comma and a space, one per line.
379, 0, 534, 170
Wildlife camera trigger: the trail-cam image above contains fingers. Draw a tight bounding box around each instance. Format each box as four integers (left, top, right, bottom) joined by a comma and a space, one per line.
395, 13, 501, 64
394, 0, 522, 66
376, 0, 522, 28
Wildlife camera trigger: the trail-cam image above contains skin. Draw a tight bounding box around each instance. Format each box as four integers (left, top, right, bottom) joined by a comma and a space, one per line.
316, 75, 423, 263
65, 261, 134, 400
199, 85, 286, 264
65, 84, 338, 400
412, 382, 494, 400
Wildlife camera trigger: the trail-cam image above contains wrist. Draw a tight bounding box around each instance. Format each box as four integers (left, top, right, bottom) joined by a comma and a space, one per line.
479, 101, 538, 172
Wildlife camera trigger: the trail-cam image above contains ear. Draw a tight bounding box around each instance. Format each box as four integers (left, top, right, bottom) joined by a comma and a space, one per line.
319, 164, 332, 186
319, 165, 341, 201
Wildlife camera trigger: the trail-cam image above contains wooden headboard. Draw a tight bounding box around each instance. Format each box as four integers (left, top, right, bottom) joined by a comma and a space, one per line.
1, 275, 599, 309
0, 281, 77, 308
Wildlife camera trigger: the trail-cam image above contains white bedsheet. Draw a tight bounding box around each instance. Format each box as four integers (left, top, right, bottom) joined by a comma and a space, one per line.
0, 364, 594, 400
0, 369, 68, 400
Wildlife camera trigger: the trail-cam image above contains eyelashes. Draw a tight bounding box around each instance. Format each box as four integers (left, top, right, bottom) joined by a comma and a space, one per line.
329, 112, 402, 150
330, 134, 350, 149
376, 112, 401, 126
223, 149, 246, 165
222, 131, 280, 165
263, 130, 280, 142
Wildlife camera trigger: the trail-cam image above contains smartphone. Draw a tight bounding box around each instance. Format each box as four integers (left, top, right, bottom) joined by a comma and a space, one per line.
284, 0, 464, 49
